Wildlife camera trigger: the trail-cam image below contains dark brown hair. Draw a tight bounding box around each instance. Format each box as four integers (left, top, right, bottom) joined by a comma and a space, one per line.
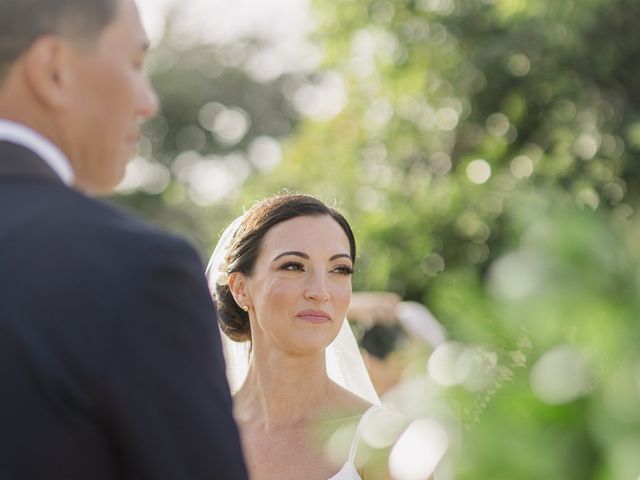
215, 194, 356, 342
0, 0, 117, 82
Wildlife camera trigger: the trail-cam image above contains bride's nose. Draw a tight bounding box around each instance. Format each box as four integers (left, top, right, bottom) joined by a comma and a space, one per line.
303, 271, 330, 302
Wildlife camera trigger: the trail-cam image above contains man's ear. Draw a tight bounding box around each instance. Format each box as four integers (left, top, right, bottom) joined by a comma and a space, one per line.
22, 35, 76, 109
228, 272, 251, 310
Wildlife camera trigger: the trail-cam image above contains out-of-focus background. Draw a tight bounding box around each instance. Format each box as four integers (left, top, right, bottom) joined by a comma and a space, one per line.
127, 0, 640, 478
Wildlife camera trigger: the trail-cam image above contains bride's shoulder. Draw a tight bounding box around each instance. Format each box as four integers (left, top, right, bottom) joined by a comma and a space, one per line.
326, 381, 374, 415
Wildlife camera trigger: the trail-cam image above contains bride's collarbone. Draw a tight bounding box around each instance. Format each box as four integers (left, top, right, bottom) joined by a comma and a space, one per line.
242, 426, 336, 480
239, 417, 316, 456
234, 388, 372, 479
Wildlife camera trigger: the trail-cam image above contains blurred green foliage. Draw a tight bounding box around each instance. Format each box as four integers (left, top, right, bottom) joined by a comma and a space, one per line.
430, 193, 640, 479
116, 0, 640, 477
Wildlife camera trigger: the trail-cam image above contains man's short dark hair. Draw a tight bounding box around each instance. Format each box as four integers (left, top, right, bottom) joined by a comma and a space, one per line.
0, 0, 117, 82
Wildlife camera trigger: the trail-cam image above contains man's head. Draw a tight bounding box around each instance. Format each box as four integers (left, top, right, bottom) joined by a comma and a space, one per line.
0, 0, 158, 194
0, 0, 116, 80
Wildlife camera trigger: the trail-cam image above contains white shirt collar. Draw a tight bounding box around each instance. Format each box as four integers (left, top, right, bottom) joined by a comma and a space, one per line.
0, 119, 75, 186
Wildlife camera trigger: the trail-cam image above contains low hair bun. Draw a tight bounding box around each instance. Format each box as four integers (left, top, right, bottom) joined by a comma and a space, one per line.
214, 284, 251, 342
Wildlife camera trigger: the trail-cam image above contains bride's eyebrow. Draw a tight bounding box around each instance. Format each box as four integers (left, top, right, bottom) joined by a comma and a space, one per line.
272, 252, 352, 262
330, 254, 352, 262
273, 251, 309, 262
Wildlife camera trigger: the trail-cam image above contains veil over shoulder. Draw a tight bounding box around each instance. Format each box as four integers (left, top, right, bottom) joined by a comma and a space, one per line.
205, 215, 381, 406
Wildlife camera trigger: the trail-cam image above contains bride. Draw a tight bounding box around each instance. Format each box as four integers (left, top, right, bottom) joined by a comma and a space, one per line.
207, 194, 382, 480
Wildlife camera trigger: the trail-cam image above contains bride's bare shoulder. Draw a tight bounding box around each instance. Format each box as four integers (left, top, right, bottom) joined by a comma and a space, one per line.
326, 380, 374, 415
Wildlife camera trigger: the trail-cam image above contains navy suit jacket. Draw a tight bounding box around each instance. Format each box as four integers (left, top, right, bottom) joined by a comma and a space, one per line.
0, 141, 248, 480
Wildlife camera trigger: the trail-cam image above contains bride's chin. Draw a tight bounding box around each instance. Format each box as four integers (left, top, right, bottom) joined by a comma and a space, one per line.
285, 332, 336, 355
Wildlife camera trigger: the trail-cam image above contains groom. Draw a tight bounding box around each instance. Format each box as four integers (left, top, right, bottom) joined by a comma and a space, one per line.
0, 0, 247, 479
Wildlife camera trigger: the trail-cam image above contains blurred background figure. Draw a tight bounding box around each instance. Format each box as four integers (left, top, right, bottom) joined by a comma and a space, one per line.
348, 292, 446, 396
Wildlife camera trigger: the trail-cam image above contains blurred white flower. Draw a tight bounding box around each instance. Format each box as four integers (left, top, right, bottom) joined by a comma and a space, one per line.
530, 345, 591, 405
389, 418, 448, 480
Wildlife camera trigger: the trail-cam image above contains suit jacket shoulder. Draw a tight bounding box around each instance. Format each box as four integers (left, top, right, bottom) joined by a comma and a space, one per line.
0, 181, 248, 480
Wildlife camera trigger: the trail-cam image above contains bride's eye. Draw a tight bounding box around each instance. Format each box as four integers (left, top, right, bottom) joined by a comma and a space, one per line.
280, 262, 305, 272
332, 265, 353, 275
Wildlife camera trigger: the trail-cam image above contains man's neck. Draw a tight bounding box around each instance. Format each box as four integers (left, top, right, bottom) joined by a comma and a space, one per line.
0, 119, 75, 185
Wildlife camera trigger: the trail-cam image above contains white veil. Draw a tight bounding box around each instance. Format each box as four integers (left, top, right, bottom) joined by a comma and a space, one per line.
205, 215, 381, 406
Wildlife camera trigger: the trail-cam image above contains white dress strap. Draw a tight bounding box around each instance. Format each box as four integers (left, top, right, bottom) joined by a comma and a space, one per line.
347, 405, 382, 464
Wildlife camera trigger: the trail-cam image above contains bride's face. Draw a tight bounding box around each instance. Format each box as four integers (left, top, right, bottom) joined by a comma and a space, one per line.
236, 214, 353, 355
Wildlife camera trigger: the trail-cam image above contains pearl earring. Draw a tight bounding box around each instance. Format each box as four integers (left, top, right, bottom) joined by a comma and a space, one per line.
242, 305, 249, 312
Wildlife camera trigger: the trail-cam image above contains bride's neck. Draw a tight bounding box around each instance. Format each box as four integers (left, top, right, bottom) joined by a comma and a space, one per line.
234, 347, 331, 428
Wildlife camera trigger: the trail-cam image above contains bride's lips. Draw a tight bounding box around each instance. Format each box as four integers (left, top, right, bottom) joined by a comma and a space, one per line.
296, 309, 331, 324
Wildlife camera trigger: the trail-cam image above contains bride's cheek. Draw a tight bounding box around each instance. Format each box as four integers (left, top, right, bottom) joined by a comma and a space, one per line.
333, 286, 351, 310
